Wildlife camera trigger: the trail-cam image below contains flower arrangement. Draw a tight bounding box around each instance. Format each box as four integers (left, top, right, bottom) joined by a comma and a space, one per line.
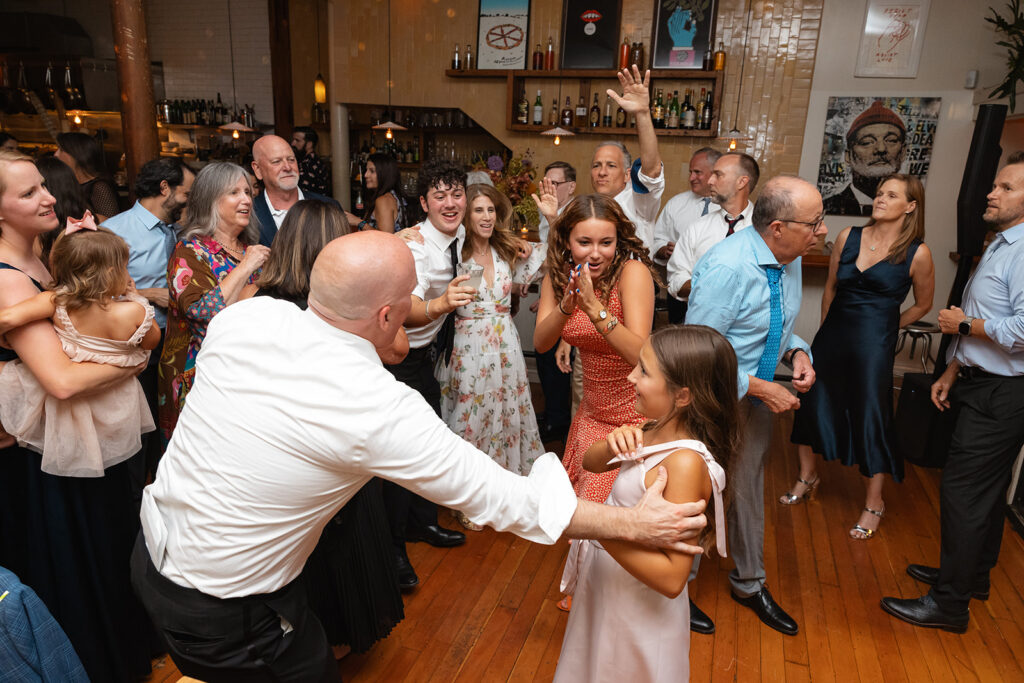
473, 150, 540, 230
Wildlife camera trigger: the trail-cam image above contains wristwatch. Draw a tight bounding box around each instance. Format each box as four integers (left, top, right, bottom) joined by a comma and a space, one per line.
595, 309, 608, 322
959, 316, 974, 336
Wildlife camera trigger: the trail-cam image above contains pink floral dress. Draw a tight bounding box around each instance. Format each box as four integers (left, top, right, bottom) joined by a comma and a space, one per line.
436, 246, 544, 475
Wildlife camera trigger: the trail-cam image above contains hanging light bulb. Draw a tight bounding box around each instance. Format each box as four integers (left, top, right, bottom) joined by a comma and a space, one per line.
232, 129, 240, 139
542, 126, 573, 146
729, 137, 736, 150
386, 127, 393, 140
73, 113, 82, 125
554, 134, 561, 145
313, 73, 327, 104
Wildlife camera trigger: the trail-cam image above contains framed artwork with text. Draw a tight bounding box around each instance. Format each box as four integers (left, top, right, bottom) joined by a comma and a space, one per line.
478, 0, 531, 70
854, 0, 931, 78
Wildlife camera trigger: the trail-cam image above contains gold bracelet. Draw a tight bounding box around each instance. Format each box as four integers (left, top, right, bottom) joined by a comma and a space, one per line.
600, 315, 619, 335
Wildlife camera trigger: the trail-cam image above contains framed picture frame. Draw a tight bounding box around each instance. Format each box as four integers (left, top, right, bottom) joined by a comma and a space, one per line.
477, 0, 531, 70
854, 0, 931, 78
650, 0, 718, 69
560, 0, 622, 70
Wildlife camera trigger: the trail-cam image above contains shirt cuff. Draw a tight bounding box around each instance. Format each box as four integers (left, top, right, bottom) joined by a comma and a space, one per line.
523, 454, 579, 544
984, 317, 1024, 353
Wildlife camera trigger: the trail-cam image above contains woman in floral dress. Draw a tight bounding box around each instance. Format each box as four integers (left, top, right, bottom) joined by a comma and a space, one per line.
158, 163, 269, 440
436, 184, 545, 530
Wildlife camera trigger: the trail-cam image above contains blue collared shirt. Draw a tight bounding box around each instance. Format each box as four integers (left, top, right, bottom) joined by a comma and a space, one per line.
686, 226, 811, 397
948, 222, 1024, 376
102, 202, 178, 328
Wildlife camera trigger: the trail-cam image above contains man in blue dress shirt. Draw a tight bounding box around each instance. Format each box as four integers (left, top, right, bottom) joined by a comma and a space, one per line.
882, 154, 1024, 633
103, 157, 194, 496
687, 175, 826, 636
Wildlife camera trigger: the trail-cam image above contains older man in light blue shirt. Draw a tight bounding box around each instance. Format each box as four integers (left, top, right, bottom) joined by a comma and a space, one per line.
883, 155, 1024, 634
102, 158, 194, 329
687, 175, 826, 637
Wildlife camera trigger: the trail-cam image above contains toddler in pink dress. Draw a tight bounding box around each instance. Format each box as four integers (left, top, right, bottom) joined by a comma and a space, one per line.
0, 219, 159, 476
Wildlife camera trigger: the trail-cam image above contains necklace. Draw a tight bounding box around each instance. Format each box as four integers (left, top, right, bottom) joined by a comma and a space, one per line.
217, 237, 244, 258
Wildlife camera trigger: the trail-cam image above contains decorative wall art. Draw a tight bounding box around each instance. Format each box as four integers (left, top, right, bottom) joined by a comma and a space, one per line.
854, 0, 931, 78
650, 0, 718, 69
818, 95, 942, 217
478, 0, 531, 69
560, 0, 622, 69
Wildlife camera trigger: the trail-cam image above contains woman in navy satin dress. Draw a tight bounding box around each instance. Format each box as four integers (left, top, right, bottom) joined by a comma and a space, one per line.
787, 175, 935, 539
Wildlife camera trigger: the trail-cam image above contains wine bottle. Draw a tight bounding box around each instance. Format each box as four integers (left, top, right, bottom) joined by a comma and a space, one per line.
683, 90, 696, 129
589, 93, 600, 127
545, 37, 555, 70
533, 90, 544, 125
666, 90, 679, 129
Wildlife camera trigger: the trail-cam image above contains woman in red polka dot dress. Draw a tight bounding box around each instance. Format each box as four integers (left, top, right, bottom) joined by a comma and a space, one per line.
535, 194, 657, 503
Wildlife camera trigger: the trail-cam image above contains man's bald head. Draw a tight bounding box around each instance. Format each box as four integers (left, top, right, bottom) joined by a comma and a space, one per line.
251, 135, 299, 192
310, 231, 416, 322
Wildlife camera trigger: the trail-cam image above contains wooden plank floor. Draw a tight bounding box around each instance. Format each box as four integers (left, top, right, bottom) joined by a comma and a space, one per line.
143, 412, 1024, 682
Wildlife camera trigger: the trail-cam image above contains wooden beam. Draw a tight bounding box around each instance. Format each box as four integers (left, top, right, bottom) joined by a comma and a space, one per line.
110, 0, 159, 194
268, 0, 294, 138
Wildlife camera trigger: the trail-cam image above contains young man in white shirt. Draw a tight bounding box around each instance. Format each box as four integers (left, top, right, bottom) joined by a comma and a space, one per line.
666, 152, 759, 303
382, 159, 477, 589
132, 231, 709, 682
652, 147, 721, 322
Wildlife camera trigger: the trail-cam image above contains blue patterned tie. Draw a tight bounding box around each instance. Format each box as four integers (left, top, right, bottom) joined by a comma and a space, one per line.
754, 266, 784, 381
701, 197, 711, 216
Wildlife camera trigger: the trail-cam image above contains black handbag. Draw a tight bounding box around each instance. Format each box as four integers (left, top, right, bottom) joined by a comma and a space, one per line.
894, 372, 958, 469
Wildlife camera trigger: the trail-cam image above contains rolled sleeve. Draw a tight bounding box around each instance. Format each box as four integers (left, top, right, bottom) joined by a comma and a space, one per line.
407, 241, 432, 300
984, 314, 1024, 354
631, 162, 665, 224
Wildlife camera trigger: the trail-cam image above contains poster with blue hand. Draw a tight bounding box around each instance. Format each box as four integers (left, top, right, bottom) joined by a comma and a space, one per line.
651, 0, 717, 69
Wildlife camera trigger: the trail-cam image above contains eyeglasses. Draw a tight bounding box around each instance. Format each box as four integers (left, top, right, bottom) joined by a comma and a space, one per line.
779, 216, 825, 231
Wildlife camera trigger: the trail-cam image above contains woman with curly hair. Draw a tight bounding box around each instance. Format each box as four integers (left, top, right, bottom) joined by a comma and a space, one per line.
534, 193, 657, 504
436, 184, 546, 529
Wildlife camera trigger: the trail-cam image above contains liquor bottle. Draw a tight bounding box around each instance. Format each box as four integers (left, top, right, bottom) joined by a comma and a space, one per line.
713, 42, 726, 71
545, 37, 555, 69
355, 189, 364, 212
666, 90, 679, 129
682, 90, 697, 129
701, 89, 713, 130
636, 38, 646, 71
629, 41, 640, 68
215, 93, 224, 125
532, 44, 544, 70
413, 140, 420, 162
619, 37, 630, 70
702, 48, 713, 71
42, 63, 56, 109
533, 89, 544, 125
615, 103, 626, 128
560, 96, 573, 127
575, 94, 587, 128
452, 43, 461, 70
651, 89, 664, 129
603, 95, 612, 127
589, 93, 600, 127
465, 44, 474, 70
695, 86, 706, 123
517, 89, 529, 124
549, 98, 558, 126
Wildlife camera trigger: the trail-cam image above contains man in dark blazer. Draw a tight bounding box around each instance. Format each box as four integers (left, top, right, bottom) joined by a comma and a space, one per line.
251, 134, 339, 246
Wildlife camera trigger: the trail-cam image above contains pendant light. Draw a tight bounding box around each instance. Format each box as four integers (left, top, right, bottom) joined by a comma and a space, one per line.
372, 0, 407, 140
725, 0, 753, 150
313, 1, 327, 108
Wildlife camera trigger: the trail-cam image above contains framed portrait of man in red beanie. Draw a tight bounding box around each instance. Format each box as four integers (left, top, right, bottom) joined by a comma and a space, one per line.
818, 96, 942, 217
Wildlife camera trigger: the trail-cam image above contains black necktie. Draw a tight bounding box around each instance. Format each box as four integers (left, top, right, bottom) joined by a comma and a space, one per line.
434, 241, 459, 366
725, 214, 743, 237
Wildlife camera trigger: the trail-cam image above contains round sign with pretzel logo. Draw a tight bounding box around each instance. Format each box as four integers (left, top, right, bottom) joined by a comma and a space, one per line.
486, 23, 524, 50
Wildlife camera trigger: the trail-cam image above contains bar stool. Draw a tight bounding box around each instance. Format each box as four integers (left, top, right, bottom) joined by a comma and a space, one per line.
895, 321, 940, 372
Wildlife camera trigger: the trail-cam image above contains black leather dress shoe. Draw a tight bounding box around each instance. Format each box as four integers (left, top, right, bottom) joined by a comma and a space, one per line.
906, 564, 989, 600
407, 524, 466, 547
880, 594, 968, 633
689, 599, 715, 634
731, 586, 798, 636
393, 549, 418, 591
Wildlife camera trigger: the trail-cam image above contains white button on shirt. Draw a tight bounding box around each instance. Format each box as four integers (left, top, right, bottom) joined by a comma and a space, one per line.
613, 162, 665, 254
140, 297, 577, 598
666, 200, 755, 300
652, 191, 721, 266
405, 217, 466, 349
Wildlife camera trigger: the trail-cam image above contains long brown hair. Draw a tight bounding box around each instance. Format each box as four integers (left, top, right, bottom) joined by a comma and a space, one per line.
462, 184, 520, 267
647, 324, 739, 556
865, 173, 925, 264
49, 228, 130, 310
543, 193, 660, 303
257, 199, 350, 298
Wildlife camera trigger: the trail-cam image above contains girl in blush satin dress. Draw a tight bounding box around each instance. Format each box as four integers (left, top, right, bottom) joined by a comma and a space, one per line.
554, 325, 738, 682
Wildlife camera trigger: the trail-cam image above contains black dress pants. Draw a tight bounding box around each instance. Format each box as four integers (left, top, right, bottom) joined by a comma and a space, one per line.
930, 372, 1024, 614
130, 534, 338, 682
382, 346, 440, 544
129, 340, 166, 510
536, 343, 571, 431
